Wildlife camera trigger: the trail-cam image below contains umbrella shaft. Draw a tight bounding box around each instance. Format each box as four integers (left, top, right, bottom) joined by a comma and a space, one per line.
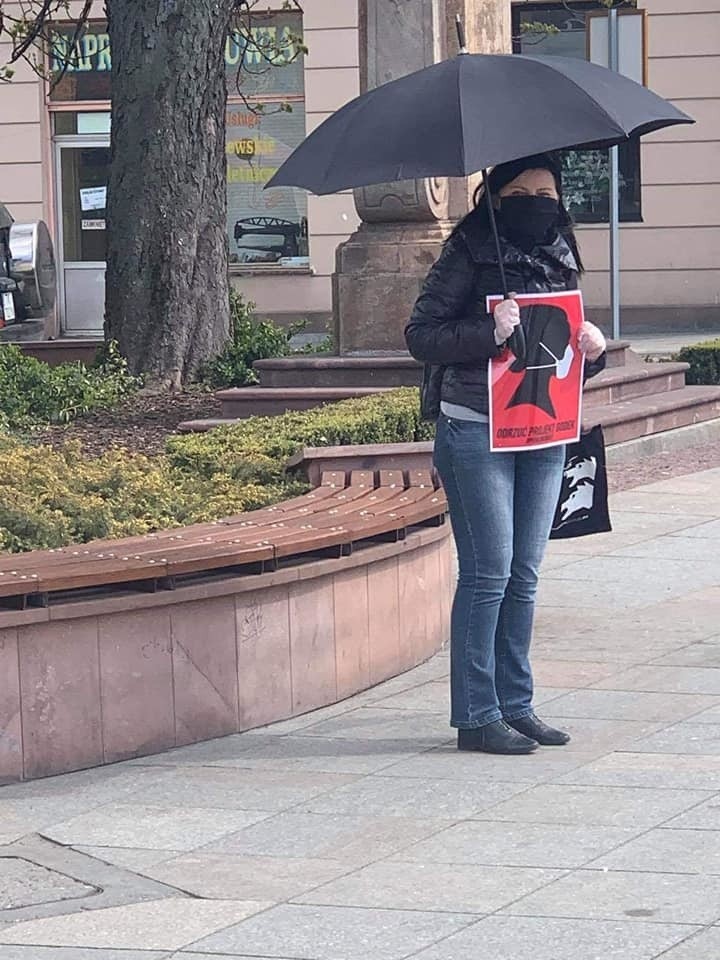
482, 169, 509, 299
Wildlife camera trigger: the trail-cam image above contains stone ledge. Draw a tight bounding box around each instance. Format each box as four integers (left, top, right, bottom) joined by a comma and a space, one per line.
0, 526, 452, 784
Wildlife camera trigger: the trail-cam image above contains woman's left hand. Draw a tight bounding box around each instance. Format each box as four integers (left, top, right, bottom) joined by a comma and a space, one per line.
579, 321, 607, 363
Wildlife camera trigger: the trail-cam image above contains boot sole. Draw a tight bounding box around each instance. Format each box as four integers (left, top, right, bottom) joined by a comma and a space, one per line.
457, 741, 539, 755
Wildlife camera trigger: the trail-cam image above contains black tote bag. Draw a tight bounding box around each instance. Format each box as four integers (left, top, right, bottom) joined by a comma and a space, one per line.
550, 425, 612, 540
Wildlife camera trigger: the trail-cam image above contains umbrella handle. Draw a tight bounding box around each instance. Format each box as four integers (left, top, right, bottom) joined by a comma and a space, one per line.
482, 168, 527, 361
455, 15, 469, 55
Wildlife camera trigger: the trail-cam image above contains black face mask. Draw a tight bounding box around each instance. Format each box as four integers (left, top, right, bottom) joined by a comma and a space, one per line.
498, 195, 560, 251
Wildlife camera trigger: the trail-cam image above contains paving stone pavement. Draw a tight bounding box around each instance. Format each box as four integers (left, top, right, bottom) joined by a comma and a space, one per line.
1, 469, 720, 959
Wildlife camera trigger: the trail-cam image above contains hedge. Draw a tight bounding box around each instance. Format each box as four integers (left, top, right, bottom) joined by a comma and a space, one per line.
1, 388, 431, 554
0, 341, 139, 431
675, 340, 720, 386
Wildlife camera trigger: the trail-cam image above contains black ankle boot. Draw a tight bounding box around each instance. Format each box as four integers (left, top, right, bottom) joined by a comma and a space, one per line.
506, 712, 571, 746
457, 720, 538, 755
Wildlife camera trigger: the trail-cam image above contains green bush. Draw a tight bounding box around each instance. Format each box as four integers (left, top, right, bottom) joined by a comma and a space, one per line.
0, 340, 140, 430
2, 387, 431, 553
199, 290, 305, 388
675, 340, 720, 386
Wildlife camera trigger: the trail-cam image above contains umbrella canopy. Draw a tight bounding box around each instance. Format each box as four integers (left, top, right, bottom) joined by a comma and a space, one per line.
266, 53, 693, 195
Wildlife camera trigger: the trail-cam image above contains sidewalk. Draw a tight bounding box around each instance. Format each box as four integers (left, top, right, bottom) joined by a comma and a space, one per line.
1, 469, 720, 960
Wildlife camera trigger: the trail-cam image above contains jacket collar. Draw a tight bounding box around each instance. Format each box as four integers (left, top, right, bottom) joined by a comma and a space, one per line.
456, 206, 578, 274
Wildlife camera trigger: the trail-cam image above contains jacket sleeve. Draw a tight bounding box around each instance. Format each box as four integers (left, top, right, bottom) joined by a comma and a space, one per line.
584, 351, 607, 381
404, 235, 502, 366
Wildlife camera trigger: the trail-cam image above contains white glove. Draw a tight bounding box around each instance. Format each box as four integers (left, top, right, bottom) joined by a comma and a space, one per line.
579, 321, 607, 363
493, 296, 520, 345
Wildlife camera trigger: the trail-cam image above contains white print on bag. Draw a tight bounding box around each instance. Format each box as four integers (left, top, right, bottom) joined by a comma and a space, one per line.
559, 455, 598, 523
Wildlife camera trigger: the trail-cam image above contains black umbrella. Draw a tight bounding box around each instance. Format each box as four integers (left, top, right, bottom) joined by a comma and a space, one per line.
267, 42, 692, 357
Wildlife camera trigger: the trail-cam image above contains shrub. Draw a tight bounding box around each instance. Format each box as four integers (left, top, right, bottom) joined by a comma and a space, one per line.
675, 339, 720, 386
199, 290, 305, 388
2, 387, 431, 554
0, 340, 140, 430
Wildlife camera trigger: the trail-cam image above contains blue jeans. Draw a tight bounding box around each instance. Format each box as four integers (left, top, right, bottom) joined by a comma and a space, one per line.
434, 414, 565, 729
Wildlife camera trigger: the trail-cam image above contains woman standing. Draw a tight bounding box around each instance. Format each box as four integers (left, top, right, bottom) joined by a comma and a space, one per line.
405, 153, 607, 756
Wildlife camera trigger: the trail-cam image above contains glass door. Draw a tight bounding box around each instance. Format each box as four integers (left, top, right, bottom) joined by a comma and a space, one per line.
54, 135, 110, 335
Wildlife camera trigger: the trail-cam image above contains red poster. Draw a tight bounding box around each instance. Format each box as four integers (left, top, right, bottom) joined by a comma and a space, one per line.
486, 290, 586, 453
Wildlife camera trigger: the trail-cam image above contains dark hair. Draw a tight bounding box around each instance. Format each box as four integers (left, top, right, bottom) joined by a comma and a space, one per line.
472, 153, 585, 274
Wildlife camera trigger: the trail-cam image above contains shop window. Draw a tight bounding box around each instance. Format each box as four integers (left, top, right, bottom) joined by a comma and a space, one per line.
512, 2, 642, 223
50, 13, 308, 268
49, 23, 112, 101
226, 9, 308, 267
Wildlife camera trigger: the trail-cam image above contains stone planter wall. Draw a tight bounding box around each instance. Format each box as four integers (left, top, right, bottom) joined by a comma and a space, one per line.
0, 526, 452, 784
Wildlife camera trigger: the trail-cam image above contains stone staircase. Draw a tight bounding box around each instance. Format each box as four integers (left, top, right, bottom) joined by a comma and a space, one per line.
179, 341, 720, 447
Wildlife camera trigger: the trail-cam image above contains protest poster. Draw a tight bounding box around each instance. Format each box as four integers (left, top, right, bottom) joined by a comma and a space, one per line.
486, 290, 586, 453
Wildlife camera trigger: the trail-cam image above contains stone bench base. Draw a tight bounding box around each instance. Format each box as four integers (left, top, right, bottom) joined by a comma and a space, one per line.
0, 527, 452, 784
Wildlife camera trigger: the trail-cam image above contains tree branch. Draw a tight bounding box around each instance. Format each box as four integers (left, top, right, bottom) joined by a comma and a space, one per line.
0, 0, 93, 84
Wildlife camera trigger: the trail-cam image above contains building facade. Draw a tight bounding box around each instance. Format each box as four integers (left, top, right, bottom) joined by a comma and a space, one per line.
0, 0, 718, 338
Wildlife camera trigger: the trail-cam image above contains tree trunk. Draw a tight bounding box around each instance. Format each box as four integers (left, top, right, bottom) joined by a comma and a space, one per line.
105, 0, 232, 389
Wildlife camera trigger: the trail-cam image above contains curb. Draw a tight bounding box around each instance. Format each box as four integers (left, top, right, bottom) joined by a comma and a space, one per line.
607, 417, 720, 465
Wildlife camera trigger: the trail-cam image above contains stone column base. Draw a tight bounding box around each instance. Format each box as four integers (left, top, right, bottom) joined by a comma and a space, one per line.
334, 220, 453, 355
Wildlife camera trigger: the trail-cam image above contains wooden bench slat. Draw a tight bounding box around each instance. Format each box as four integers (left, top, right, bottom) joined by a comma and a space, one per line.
320, 471, 347, 488
378, 470, 405, 488
2, 468, 447, 603
407, 469, 435, 489
349, 470, 374, 488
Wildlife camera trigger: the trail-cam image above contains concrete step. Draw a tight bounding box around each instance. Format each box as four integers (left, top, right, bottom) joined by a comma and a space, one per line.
584, 386, 720, 446
216, 386, 392, 419
584, 361, 689, 409
254, 342, 633, 389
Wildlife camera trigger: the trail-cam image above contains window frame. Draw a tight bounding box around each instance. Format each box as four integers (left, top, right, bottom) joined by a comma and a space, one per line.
511, 1, 644, 225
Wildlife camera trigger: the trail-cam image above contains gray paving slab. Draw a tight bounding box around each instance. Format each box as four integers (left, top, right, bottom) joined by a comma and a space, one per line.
72, 847, 179, 873
42, 804, 270, 852
0, 898, 270, 951
0, 835, 180, 925
294, 860, 563, 913
656, 927, 720, 958
512, 717, 666, 754
670, 518, 720, 538
545, 689, 716, 723
3, 470, 720, 960
626, 722, 720, 755
0, 856, 96, 910
475, 783, 713, 828
188, 903, 475, 960
609, 534, 720, 561
371, 681, 564, 713
652, 639, 720, 669
609, 490, 720, 516
302, 774, 528, 819
503, 868, 720, 924
144, 853, 352, 901
390, 820, 644, 869
531, 658, 630, 687
293, 707, 453, 745
593, 665, 720, 695
692, 703, 720, 723
665, 796, 720, 830
554, 752, 720, 791
0, 950, 171, 960
411, 916, 697, 960
202, 735, 431, 775
590, 827, 720, 875
199, 811, 454, 863
122, 767, 357, 812
377, 744, 599, 783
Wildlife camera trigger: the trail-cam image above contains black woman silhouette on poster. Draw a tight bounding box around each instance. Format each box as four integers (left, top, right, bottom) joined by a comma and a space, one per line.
486, 291, 586, 452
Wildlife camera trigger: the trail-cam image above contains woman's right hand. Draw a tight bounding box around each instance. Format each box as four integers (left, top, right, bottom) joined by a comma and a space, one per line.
493, 296, 520, 345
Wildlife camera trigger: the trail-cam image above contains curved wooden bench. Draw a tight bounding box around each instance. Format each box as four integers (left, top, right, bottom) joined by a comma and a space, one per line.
0, 469, 452, 783
0, 470, 446, 611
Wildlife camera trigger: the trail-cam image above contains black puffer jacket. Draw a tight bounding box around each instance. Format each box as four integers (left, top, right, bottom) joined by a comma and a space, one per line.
405, 207, 606, 419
